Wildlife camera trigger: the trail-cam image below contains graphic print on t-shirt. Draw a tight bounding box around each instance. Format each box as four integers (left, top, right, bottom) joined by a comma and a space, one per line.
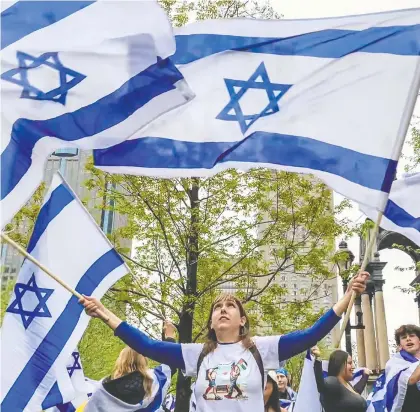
202, 358, 249, 401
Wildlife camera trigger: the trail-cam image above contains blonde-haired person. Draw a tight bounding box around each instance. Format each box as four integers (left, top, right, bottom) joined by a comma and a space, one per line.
81, 272, 369, 412
77, 322, 176, 412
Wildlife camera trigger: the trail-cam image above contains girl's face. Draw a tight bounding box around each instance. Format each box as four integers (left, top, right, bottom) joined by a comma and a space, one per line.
342, 355, 355, 381
210, 299, 245, 337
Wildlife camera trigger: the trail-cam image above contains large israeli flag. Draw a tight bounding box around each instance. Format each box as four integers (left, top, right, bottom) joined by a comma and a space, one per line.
1, 0, 193, 229
95, 8, 420, 212
367, 350, 420, 412
0, 172, 129, 412
360, 173, 420, 247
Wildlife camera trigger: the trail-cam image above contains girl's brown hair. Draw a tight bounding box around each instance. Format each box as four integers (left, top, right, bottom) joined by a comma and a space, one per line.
111, 347, 153, 398
202, 293, 254, 356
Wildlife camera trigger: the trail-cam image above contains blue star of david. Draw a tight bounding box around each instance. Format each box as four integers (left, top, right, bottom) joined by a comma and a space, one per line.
6, 273, 54, 329
67, 352, 82, 377
217, 62, 292, 134
1, 51, 86, 105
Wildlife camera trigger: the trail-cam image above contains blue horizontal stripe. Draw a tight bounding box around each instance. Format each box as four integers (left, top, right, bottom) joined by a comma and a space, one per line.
384, 199, 420, 231
1, 57, 184, 200
94, 137, 233, 170
1, 249, 125, 411
27, 184, 74, 253
1, 1, 95, 50
173, 24, 420, 64
93, 132, 397, 193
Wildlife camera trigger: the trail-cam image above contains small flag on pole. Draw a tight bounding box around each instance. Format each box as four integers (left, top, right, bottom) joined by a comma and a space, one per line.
1, 172, 129, 412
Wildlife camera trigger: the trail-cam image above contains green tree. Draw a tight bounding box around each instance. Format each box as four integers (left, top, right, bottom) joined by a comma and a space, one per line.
86, 162, 351, 411
2, 182, 46, 247
0, 279, 14, 326
79, 293, 128, 379
405, 125, 420, 171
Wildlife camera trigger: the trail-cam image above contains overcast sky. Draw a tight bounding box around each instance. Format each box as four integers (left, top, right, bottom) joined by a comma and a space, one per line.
272, 0, 420, 343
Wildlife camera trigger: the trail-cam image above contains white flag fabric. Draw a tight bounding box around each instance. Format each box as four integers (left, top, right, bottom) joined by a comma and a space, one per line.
294, 351, 367, 412
45, 349, 94, 412
83, 365, 172, 412
94, 8, 420, 212
360, 172, 420, 247
163, 393, 176, 412
366, 350, 420, 412
0, 172, 129, 411
1, 0, 193, 229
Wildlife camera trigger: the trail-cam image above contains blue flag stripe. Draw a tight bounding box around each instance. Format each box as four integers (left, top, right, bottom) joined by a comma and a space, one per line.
1, 249, 124, 411
173, 25, 420, 65
1, 1, 95, 50
386, 368, 407, 411
27, 184, 74, 253
0, 57, 184, 200
93, 131, 397, 193
385, 199, 420, 231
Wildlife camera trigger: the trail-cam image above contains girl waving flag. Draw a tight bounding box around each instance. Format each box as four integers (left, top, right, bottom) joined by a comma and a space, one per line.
81, 272, 368, 412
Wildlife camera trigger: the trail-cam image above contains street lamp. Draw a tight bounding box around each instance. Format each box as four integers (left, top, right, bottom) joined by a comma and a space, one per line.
336, 240, 355, 278
334, 240, 363, 355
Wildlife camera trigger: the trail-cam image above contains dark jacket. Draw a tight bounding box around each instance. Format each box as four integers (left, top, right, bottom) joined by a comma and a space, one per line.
314, 359, 368, 412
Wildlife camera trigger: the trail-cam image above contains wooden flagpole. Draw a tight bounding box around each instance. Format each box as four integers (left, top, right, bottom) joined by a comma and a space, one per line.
335, 211, 383, 348
1, 232, 108, 319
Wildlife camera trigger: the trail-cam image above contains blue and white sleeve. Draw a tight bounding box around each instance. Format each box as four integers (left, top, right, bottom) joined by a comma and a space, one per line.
278, 308, 341, 361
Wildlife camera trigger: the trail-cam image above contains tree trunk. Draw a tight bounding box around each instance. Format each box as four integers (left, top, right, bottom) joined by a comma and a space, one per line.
175, 179, 199, 412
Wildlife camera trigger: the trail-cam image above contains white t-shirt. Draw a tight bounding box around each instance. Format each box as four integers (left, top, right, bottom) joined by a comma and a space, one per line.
182, 336, 281, 412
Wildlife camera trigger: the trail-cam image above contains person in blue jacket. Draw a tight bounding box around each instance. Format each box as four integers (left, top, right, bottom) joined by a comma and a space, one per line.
80, 271, 369, 412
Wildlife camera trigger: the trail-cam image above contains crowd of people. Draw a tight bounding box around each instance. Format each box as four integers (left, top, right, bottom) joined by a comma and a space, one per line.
73, 271, 420, 412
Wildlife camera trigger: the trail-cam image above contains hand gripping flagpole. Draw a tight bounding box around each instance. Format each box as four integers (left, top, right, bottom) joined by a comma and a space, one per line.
335, 59, 420, 349
335, 211, 383, 348
1, 231, 108, 319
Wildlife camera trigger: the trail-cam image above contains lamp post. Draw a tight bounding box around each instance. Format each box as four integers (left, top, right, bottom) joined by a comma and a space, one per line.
335, 240, 364, 355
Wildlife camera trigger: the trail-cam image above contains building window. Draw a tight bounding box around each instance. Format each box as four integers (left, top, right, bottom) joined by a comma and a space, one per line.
52, 148, 79, 157
101, 181, 116, 234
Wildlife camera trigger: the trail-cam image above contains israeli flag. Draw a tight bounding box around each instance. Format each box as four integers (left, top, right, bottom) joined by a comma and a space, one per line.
94, 8, 420, 212
0, 172, 129, 411
360, 173, 420, 247
1, 0, 193, 229
45, 350, 95, 412
294, 351, 367, 412
279, 388, 297, 411
367, 351, 420, 412
83, 365, 172, 412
